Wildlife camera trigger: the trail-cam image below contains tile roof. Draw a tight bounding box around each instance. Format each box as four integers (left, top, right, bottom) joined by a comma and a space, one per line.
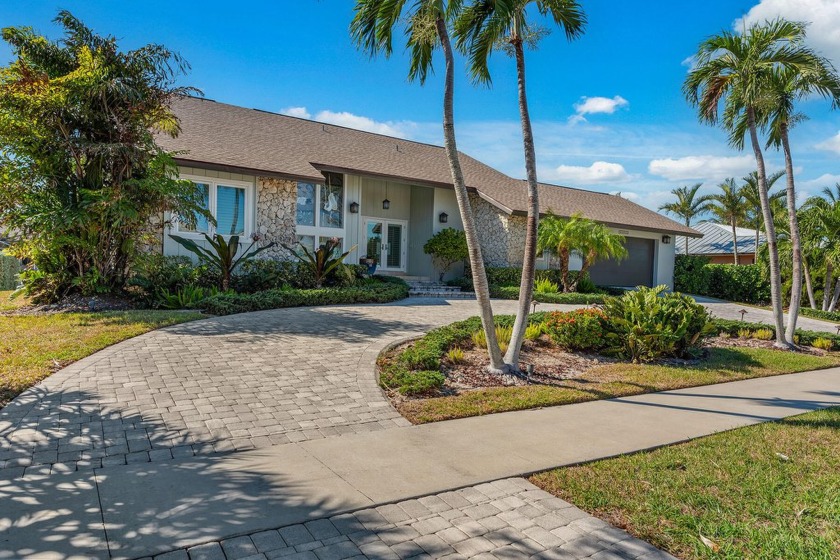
675, 221, 764, 255
158, 96, 700, 237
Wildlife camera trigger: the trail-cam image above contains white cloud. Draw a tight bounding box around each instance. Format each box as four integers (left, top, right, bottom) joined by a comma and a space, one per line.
735, 0, 840, 62
800, 173, 840, 189
816, 131, 840, 154
549, 161, 631, 184
280, 106, 415, 138
569, 96, 628, 124
280, 106, 311, 119
648, 155, 755, 181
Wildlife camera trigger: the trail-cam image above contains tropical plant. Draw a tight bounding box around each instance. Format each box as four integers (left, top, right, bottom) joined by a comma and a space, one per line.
684, 18, 818, 348
524, 322, 545, 342
455, 0, 586, 369
351, 0, 508, 373
446, 346, 465, 364
658, 183, 713, 255
753, 328, 774, 341
171, 233, 276, 291
534, 277, 559, 294
282, 238, 356, 288
800, 195, 840, 311
537, 212, 627, 292
155, 285, 220, 310
709, 178, 747, 265
544, 308, 606, 352
741, 171, 785, 255
423, 228, 468, 281
600, 286, 713, 363
812, 337, 834, 351
0, 11, 209, 302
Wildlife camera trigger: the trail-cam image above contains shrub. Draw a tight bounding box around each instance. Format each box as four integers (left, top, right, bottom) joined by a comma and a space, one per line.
544, 308, 606, 352
471, 330, 487, 348
535, 278, 559, 294
600, 286, 713, 362
471, 325, 513, 354
446, 347, 465, 364
156, 285, 220, 309
709, 319, 840, 349
737, 328, 753, 339
525, 323, 544, 342
753, 328, 774, 341
198, 276, 408, 315
282, 237, 357, 288
674, 255, 770, 304
490, 285, 606, 305
423, 228, 468, 280
0, 252, 20, 290
673, 254, 711, 294
128, 254, 216, 305
799, 307, 840, 323
170, 233, 277, 291
812, 338, 834, 351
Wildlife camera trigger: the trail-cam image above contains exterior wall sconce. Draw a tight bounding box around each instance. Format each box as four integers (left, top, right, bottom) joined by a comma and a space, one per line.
349, 201, 359, 214
382, 198, 390, 210
439, 212, 448, 223
661, 235, 671, 244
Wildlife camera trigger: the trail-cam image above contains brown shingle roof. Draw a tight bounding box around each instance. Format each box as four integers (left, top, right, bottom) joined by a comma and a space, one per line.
159, 96, 700, 237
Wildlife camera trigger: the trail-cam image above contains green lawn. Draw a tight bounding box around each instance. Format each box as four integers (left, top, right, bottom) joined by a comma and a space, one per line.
531, 407, 840, 560
397, 347, 840, 423
0, 291, 203, 407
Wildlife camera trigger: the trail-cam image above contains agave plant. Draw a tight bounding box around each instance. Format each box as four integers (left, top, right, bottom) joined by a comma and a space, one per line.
169, 233, 276, 291
282, 237, 357, 288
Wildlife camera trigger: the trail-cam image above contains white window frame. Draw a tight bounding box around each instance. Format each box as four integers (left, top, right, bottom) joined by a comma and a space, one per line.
174, 175, 255, 239
296, 176, 346, 251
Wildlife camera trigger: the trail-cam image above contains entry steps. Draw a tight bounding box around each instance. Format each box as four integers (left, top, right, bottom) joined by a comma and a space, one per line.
406, 280, 474, 299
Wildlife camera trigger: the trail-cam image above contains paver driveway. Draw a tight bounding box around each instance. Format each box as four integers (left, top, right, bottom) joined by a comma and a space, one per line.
0, 299, 577, 477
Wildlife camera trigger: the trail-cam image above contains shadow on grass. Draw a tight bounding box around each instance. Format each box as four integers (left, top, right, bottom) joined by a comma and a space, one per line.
780, 405, 840, 429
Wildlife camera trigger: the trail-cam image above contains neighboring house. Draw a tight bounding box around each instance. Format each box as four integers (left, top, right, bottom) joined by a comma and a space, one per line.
675, 221, 764, 265
155, 96, 700, 288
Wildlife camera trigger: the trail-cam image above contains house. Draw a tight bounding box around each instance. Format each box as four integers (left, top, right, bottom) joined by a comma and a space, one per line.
154, 96, 700, 288
675, 221, 764, 265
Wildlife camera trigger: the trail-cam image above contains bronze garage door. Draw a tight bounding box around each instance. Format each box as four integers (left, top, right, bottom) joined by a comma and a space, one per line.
588, 237, 654, 287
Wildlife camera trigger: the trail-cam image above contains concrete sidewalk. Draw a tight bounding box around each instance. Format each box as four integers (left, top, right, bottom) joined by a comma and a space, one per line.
2, 367, 838, 559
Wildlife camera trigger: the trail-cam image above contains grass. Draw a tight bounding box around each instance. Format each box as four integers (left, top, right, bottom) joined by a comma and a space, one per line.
530, 407, 840, 560
0, 291, 203, 407
397, 346, 840, 423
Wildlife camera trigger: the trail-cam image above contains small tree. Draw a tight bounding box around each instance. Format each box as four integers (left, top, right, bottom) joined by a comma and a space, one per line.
0, 12, 208, 301
423, 228, 468, 281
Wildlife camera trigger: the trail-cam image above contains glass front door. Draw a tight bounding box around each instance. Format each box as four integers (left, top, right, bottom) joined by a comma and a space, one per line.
364, 219, 407, 271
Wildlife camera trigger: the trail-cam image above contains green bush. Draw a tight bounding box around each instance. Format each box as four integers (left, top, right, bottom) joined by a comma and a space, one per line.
423, 228, 468, 279
534, 277, 560, 294
156, 285, 221, 309
674, 255, 770, 304
0, 253, 20, 290
600, 285, 713, 363
198, 276, 408, 316
710, 318, 840, 349
128, 255, 217, 305
544, 308, 607, 352
490, 285, 606, 304
799, 307, 840, 323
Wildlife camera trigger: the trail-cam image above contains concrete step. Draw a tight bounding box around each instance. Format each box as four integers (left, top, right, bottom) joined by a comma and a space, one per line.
407, 280, 472, 299
409, 291, 475, 299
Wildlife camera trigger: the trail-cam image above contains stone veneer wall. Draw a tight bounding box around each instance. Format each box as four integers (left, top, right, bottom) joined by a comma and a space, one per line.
469, 193, 526, 267
256, 177, 298, 259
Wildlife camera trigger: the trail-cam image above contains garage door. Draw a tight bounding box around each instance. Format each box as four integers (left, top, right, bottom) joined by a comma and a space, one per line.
588, 237, 654, 287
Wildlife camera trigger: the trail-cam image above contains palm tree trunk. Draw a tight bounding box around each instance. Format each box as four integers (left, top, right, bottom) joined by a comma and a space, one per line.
830, 278, 840, 313
803, 255, 816, 310
435, 17, 506, 373
780, 127, 802, 341
824, 261, 833, 311
559, 248, 570, 292
754, 228, 760, 263
731, 219, 739, 265
747, 107, 789, 348
684, 219, 690, 256
505, 37, 539, 369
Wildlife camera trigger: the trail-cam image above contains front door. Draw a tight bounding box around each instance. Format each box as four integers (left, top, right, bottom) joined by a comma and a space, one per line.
364, 219, 407, 272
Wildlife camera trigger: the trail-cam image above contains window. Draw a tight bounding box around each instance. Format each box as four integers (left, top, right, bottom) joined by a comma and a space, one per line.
176, 177, 253, 237
296, 172, 346, 252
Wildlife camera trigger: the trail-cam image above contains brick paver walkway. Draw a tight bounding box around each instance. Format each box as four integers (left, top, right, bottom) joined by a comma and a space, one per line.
140, 478, 674, 560
0, 300, 577, 477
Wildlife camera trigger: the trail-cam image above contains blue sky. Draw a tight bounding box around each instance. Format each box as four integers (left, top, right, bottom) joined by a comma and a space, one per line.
2, 0, 839, 212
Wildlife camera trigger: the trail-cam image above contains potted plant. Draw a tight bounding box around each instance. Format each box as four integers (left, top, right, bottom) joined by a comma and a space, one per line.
360, 255, 377, 275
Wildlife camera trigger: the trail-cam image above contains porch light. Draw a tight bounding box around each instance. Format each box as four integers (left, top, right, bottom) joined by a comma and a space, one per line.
349, 201, 359, 214
661, 235, 671, 244
382, 198, 390, 210
439, 212, 448, 223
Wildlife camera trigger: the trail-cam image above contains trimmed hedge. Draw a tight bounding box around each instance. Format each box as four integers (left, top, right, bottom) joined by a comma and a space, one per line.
799, 307, 840, 324
711, 318, 840, 349
0, 253, 20, 290
674, 255, 770, 304
490, 285, 606, 305
197, 276, 408, 315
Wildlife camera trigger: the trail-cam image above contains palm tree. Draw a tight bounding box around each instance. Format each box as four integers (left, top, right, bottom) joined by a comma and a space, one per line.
658, 183, 712, 255
537, 212, 584, 292
741, 170, 785, 256
575, 221, 628, 287
709, 178, 747, 265
350, 0, 509, 372
762, 59, 840, 339
684, 18, 817, 349
801, 195, 840, 311
455, 0, 586, 368
822, 183, 840, 204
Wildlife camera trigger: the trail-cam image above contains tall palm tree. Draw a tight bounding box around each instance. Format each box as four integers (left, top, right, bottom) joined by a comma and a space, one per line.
658, 183, 712, 255
741, 170, 785, 256
455, 0, 586, 368
709, 178, 747, 265
684, 18, 817, 349
822, 183, 840, 204
350, 0, 508, 372
537, 212, 585, 293
762, 59, 840, 339
801, 195, 840, 312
